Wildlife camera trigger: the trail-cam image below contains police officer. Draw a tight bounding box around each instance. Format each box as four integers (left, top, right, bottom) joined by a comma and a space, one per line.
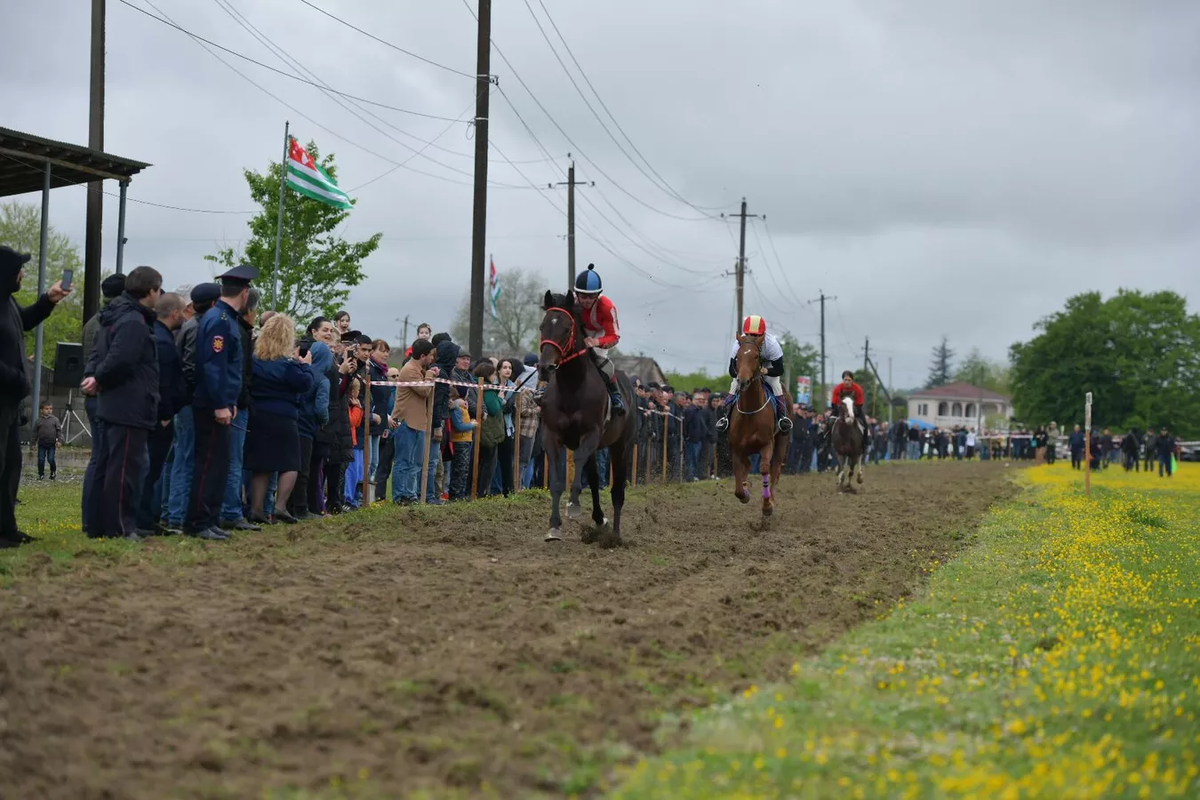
184, 264, 257, 541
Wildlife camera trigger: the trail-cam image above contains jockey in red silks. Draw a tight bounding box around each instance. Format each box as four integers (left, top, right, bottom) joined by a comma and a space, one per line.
572, 264, 626, 415
714, 314, 792, 435
831, 370, 868, 434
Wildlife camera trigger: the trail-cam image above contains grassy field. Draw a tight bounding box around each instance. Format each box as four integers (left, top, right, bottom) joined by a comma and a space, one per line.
611, 463, 1200, 799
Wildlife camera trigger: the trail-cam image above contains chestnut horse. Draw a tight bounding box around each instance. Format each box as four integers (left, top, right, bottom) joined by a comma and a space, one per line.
728, 335, 791, 517
537, 291, 637, 547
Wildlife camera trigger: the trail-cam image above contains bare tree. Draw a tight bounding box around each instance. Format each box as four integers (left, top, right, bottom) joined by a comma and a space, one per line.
451, 267, 548, 353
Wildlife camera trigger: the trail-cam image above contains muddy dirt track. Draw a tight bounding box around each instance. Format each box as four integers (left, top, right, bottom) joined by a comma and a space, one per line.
1, 462, 1015, 799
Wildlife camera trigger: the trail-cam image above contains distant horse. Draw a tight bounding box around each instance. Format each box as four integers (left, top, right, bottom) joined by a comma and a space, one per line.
831, 395, 866, 492
727, 335, 791, 517
537, 291, 637, 547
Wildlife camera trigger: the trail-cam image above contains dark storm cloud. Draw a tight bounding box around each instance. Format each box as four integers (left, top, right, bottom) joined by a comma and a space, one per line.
5, 0, 1198, 390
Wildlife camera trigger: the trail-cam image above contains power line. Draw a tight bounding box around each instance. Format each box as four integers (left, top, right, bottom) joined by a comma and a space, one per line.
529, 0, 733, 216
296, 0, 475, 79
209, 0, 527, 188
458, 0, 716, 223
134, 0, 474, 186
519, 0, 724, 220
117, 0, 464, 121
749, 218, 804, 308
761, 219, 809, 315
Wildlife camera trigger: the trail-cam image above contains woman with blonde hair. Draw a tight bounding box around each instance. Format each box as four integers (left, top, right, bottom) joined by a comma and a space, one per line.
244, 314, 314, 524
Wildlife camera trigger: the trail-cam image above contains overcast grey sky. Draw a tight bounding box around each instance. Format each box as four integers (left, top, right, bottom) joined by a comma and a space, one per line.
6, 0, 1198, 389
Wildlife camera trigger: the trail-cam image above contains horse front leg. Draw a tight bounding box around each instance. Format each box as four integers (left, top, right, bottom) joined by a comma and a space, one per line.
733, 451, 751, 504
544, 431, 566, 541
856, 454, 865, 485
760, 441, 775, 516
602, 440, 627, 549
568, 432, 600, 527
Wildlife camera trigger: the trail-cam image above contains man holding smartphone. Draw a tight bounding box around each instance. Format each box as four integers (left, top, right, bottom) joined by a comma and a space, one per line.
1, 245, 72, 548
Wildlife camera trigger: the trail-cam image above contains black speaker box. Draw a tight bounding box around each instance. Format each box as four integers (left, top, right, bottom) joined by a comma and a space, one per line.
53, 342, 84, 388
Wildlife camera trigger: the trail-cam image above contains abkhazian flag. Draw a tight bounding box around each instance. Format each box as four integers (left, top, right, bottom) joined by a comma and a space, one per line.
286, 138, 353, 210
489, 256, 501, 319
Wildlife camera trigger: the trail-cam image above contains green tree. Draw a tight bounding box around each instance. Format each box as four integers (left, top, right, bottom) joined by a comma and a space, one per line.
1009, 290, 1200, 437
953, 347, 1011, 394
450, 267, 548, 354
1, 200, 83, 367
207, 142, 380, 323
778, 332, 820, 396
927, 335, 954, 388
662, 368, 724, 394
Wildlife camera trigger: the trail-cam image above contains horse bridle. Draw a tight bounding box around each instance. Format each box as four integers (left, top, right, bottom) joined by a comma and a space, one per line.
733, 338, 771, 416
539, 306, 589, 370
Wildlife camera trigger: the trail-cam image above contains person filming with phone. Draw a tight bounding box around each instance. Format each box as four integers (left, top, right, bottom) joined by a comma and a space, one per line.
1, 245, 73, 548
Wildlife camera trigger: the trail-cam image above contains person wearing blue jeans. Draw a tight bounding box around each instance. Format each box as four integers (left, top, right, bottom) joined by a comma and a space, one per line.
391, 421, 424, 503
219, 414, 257, 530
165, 406, 194, 529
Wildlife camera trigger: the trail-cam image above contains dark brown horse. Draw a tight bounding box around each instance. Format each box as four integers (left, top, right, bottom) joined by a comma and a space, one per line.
831, 395, 866, 492
727, 335, 791, 517
537, 291, 636, 547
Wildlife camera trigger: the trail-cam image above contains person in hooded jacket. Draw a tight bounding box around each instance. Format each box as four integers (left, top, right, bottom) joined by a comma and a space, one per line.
80, 266, 163, 540
0, 246, 72, 548
78, 273, 124, 535
135, 291, 186, 533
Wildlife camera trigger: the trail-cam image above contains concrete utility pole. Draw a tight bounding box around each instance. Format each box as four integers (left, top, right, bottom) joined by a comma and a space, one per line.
84, 0, 106, 324
807, 292, 836, 411
468, 0, 493, 362
550, 155, 593, 288
721, 198, 759, 324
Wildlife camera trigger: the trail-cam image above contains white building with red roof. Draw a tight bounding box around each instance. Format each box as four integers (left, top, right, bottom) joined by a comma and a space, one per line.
907, 382, 1011, 429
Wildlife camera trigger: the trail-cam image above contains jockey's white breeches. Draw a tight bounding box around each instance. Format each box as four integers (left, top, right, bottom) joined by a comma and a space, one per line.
730, 375, 784, 397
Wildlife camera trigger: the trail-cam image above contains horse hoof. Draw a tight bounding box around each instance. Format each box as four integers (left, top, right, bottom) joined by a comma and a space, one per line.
736, 492, 750, 505
599, 531, 622, 549
566, 503, 582, 521
545, 528, 563, 542
763, 506, 773, 517
856, 475, 864, 484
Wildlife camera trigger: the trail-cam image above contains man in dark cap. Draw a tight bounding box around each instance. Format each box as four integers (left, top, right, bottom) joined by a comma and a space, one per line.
1, 246, 72, 547
162, 282, 219, 533
184, 265, 257, 541
79, 272, 125, 534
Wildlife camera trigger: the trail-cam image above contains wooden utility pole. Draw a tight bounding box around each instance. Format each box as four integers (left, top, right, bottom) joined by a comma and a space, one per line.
722, 198, 759, 324
550, 155, 593, 288
467, 0, 492, 361
84, 0, 106, 324
807, 292, 836, 411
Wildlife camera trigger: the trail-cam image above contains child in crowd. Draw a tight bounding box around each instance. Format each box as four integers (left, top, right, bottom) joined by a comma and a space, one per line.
34, 402, 62, 480
448, 396, 477, 501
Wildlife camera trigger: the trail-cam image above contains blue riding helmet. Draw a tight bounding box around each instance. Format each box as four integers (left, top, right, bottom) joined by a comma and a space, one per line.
574, 263, 602, 294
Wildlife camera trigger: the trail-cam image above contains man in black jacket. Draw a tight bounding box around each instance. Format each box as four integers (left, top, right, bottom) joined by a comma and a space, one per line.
81, 266, 162, 540
218, 287, 260, 532
136, 291, 185, 532
1, 246, 72, 547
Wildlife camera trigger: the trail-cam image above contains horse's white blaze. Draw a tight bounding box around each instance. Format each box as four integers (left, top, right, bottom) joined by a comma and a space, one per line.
842, 395, 854, 419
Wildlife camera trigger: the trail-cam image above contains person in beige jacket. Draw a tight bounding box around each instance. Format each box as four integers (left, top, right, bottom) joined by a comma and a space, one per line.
388, 339, 439, 504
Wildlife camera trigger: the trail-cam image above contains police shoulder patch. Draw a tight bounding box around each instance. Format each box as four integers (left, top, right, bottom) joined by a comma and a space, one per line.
212, 335, 225, 353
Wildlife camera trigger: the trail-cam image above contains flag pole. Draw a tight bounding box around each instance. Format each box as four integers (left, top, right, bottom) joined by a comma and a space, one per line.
272, 120, 290, 312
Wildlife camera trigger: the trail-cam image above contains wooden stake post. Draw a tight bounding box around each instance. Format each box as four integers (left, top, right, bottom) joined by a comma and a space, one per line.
418, 389, 433, 505
513, 390, 522, 493
471, 377, 485, 499
660, 413, 668, 481
1084, 391, 1092, 497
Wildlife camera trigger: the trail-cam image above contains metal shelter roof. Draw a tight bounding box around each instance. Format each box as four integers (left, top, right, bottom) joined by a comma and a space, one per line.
0, 126, 151, 198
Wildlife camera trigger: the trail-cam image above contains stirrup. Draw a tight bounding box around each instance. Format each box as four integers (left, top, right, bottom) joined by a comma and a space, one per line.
777, 416, 793, 433
715, 415, 730, 432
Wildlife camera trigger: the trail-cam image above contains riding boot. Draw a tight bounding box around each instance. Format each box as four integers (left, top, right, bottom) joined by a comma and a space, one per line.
605, 376, 626, 416
775, 397, 792, 434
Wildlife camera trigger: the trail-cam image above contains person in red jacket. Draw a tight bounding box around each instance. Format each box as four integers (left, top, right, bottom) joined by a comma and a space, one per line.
830, 370, 867, 434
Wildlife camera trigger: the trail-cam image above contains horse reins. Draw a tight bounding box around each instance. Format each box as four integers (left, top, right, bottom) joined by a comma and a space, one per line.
540, 307, 589, 366
733, 341, 772, 415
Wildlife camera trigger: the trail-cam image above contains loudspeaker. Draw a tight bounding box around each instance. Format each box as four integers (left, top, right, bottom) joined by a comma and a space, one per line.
54, 342, 84, 388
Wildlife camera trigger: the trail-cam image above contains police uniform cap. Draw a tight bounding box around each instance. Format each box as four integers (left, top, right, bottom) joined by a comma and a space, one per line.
101, 274, 126, 299
190, 282, 221, 305
216, 263, 259, 287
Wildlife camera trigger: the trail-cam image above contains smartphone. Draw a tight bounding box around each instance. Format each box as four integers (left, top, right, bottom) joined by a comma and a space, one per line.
61, 268, 73, 291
